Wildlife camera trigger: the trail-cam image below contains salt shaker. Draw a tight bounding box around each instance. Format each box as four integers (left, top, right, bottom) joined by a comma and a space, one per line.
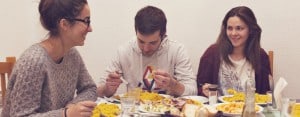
208, 84, 218, 105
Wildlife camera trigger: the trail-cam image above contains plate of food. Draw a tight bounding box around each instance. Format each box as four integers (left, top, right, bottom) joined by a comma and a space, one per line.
180, 96, 208, 104
218, 93, 270, 105
139, 91, 168, 103
215, 102, 263, 116
138, 103, 169, 115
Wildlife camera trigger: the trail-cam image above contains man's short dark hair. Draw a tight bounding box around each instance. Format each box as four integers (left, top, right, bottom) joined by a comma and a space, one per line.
135, 6, 167, 38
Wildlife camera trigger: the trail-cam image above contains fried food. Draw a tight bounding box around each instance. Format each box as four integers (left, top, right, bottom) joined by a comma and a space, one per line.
216, 102, 260, 114
92, 103, 120, 117
139, 91, 165, 102
185, 99, 202, 106
224, 89, 270, 103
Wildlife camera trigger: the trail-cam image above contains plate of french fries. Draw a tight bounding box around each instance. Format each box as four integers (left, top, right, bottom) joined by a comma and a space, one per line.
215, 102, 263, 116
219, 89, 271, 105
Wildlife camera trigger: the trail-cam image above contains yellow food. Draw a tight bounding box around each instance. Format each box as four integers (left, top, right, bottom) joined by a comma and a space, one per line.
216, 102, 260, 114
223, 92, 245, 102
227, 88, 237, 95
185, 99, 202, 106
92, 103, 120, 117
224, 89, 270, 103
140, 91, 164, 102
148, 72, 155, 79
147, 66, 155, 79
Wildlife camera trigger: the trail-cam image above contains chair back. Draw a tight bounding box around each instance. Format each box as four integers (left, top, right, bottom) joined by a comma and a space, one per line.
0, 56, 16, 105
268, 51, 274, 75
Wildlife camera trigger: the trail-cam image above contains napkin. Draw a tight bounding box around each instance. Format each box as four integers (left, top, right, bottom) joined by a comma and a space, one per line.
273, 77, 288, 110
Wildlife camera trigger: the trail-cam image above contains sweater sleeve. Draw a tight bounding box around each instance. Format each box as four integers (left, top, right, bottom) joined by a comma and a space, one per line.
255, 49, 271, 94
70, 50, 97, 103
196, 45, 219, 96
173, 44, 197, 96
4, 54, 64, 117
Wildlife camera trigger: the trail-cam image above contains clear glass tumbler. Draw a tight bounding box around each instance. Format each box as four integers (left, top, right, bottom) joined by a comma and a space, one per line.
120, 96, 136, 115
127, 87, 142, 104
208, 84, 218, 105
266, 91, 277, 111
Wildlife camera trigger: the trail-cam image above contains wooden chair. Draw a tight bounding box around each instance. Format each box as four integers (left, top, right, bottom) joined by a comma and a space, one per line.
267, 51, 277, 107
268, 51, 274, 75
0, 56, 16, 105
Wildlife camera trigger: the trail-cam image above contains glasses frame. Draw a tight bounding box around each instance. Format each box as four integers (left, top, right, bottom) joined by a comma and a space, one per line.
65, 17, 90, 29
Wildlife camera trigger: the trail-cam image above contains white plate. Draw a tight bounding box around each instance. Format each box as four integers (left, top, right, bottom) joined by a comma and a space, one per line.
215, 103, 263, 116
180, 96, 208, 103
218, 95, 233, 103
218, 95, 267, 105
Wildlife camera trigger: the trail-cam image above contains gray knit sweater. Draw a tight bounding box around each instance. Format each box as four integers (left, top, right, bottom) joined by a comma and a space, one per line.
1, 44, 97, 117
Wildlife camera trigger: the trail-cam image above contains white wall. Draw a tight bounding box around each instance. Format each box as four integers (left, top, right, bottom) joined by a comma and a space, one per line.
1, 0, 300, 98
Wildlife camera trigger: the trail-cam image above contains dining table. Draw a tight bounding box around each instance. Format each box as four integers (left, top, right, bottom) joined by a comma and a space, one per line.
95, 96, 286, 117
262, 109, 280, 117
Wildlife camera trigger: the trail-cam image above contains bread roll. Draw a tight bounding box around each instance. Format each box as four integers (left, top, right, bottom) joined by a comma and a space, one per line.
196, 107, 208, 117
205, 105, 218, 117
183, 104, 204, 117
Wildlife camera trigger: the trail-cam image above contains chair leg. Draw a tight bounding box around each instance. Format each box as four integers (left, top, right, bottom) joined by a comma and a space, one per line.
1, 75, 6, 105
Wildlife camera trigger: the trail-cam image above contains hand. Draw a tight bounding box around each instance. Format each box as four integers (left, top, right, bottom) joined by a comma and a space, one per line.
104, 72, 123, 95
202, 83, 210, 97
66, 101, 97, 117
153, 69, 173, 90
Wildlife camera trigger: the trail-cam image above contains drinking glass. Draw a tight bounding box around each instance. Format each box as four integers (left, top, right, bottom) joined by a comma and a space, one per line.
280, 97, 293, 117
208, 84, 218, 105
266, 91, 277, 111
127, 86, 142, 104
120, 96, 136, 115
288, 99, 296, 116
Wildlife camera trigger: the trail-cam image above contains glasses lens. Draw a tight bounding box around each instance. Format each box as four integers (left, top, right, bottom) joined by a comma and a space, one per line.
66, 17, 90, 28
86, 18, 90, 28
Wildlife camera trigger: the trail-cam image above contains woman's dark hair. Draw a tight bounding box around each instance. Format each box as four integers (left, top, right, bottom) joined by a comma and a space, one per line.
216, 6, 262, 72
39, 0, 88, 36
135, 6, 167, 38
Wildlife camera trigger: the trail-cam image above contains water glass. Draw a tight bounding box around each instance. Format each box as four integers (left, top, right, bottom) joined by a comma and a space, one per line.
288, 99, 296, 115
280, 97, 296, 117
208, 84, 218, 105
266, 91, 277, 111
127, 87, 142, 104
120, 96, 136, 115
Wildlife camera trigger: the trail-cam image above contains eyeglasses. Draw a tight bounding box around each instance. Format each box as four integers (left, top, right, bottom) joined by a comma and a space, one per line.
66, 17, 90, 29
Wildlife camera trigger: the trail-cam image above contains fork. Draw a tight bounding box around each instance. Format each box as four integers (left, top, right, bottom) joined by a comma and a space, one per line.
110, 71, 128, 84
103, 96, 114, 103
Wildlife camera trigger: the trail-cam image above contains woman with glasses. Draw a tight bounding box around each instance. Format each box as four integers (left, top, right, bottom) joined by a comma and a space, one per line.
2, 0, 97, 117
196, 6, 271, 97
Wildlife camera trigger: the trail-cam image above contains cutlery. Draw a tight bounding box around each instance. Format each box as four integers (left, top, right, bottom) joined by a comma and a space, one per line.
103, 96, 120, 103
112, 71, 128, 84
103, 96, 114, 102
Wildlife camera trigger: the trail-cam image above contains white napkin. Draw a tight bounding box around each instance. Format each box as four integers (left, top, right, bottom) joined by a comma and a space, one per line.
273, 77, 288, 110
